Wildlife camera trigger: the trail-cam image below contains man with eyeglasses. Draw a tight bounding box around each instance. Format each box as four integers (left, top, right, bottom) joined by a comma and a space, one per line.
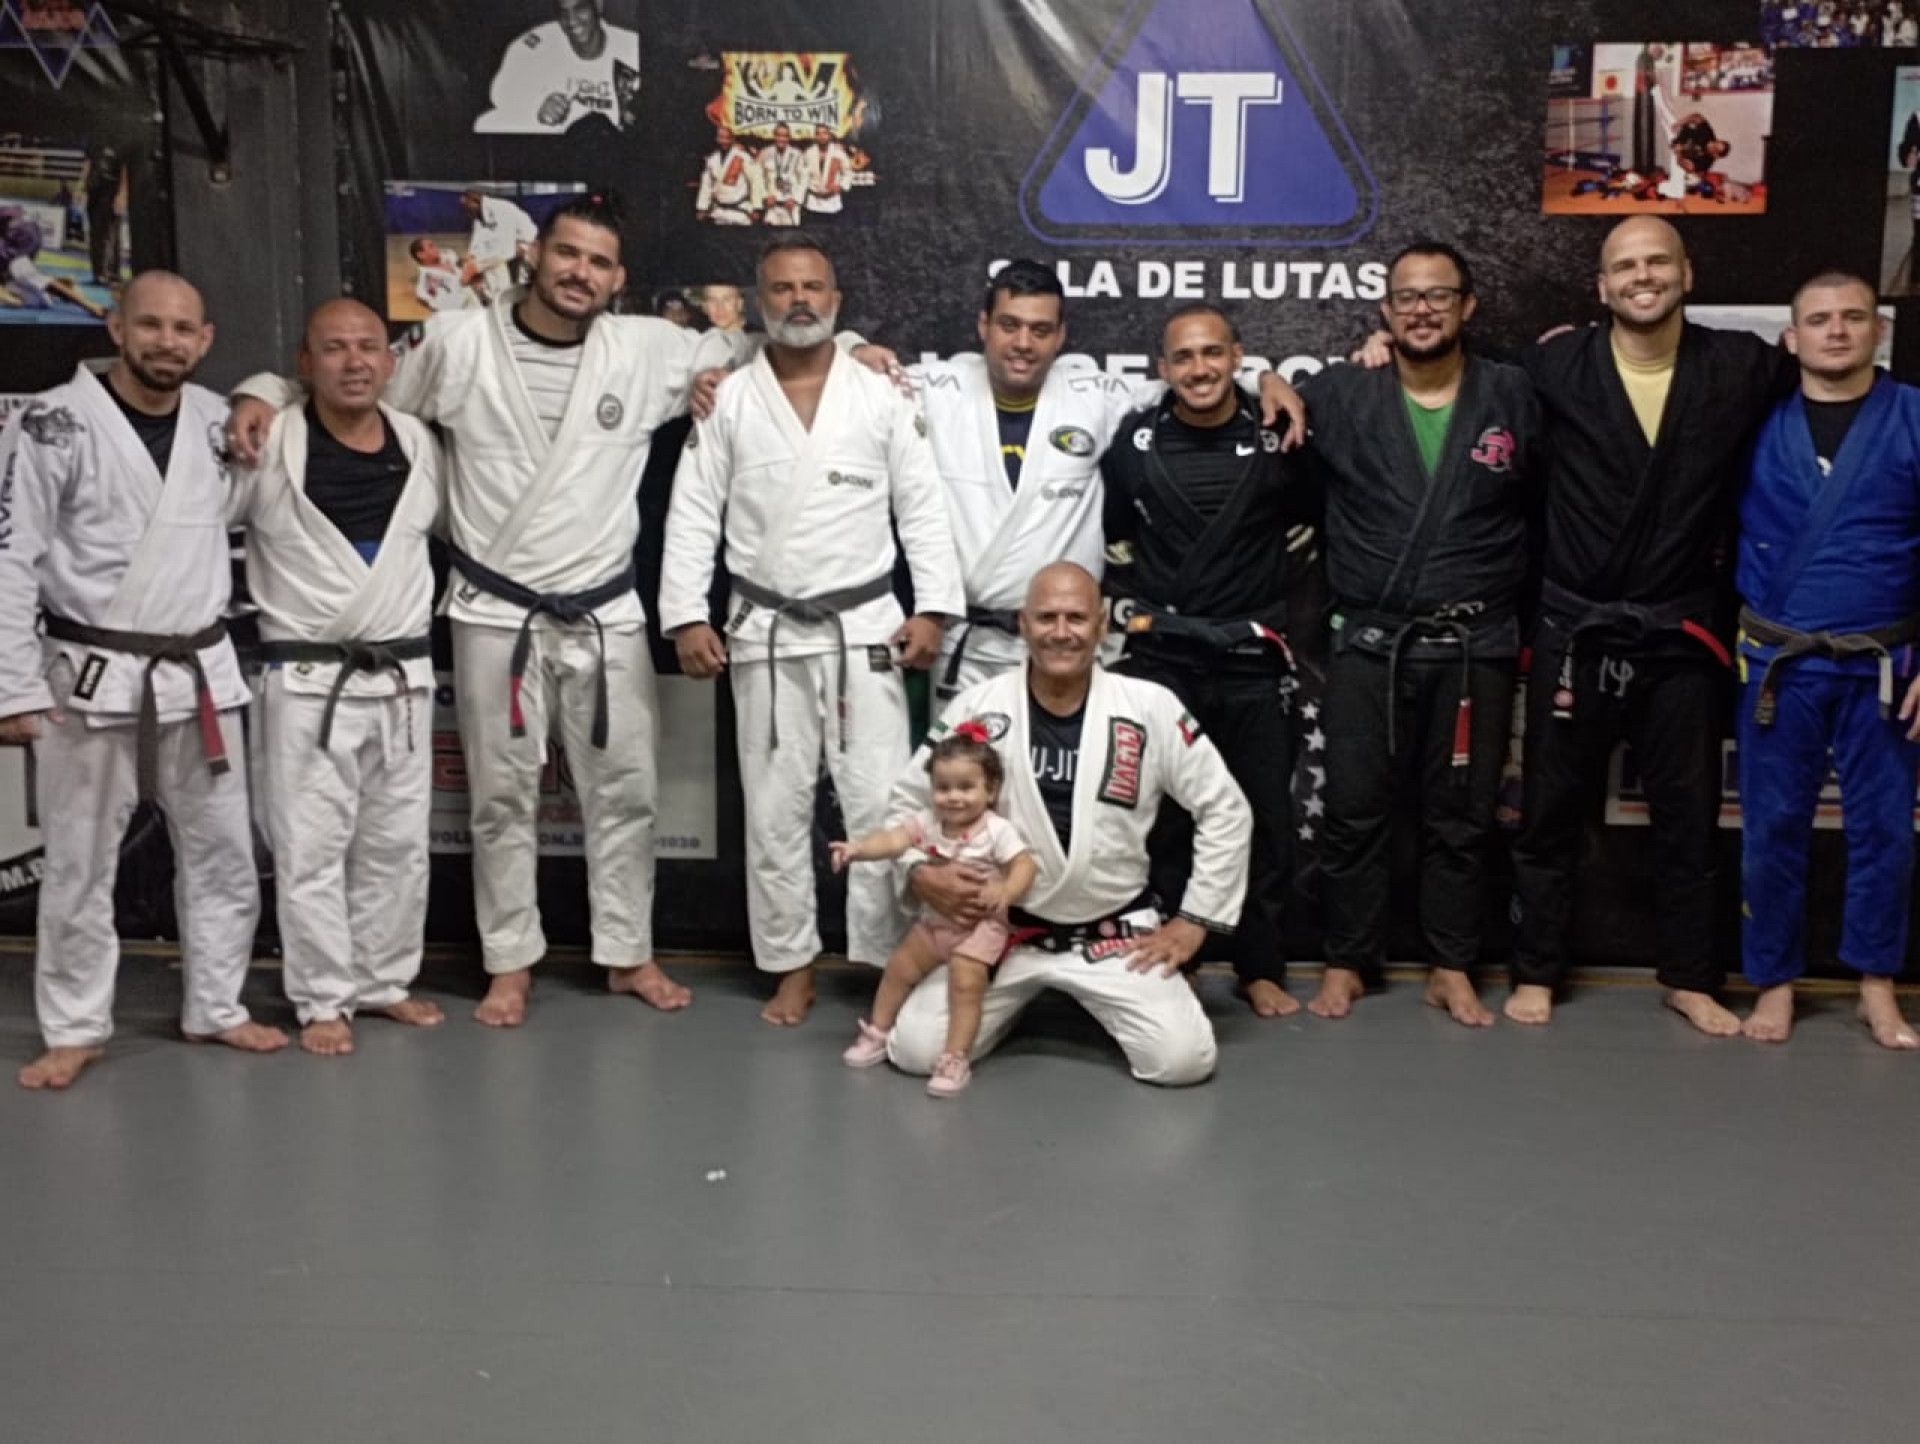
1299, 242, 1540, 1026
1507, 216, 1794, 1033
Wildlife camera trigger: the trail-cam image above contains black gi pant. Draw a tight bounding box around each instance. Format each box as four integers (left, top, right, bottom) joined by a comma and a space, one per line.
1320, 648, 1514, 983
1509, 643, 1725, 994
1115, 647, 1292, 986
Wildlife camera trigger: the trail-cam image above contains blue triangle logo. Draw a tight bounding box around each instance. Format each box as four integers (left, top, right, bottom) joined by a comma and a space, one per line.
1021, 0, 1376, 247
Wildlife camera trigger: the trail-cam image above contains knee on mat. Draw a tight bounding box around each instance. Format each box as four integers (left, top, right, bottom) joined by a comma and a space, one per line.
886, 1012, 943, 1075
1131, 1030, 1217, 1088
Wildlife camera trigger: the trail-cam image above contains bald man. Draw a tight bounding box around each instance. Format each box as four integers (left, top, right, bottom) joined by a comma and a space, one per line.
0, 271, 287, 1089
884, 563, 1250, 1086
1508, 217, 1794, 1031
227, 299, 447, 1056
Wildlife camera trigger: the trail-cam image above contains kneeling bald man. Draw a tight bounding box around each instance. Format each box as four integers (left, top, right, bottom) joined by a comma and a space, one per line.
886, 562, 1251, 1085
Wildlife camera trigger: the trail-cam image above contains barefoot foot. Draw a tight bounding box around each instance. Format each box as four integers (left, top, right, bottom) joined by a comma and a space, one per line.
184, 1020, 291, 1053
17, 1045, 105, 1090
1663, 988, 1740, 1037
1503, 983, 1554, 1026
1424, 968, 1495, 1027
761, 967, 816, 1026
475, 970, 532, 1028
300, 1018, 355, 1057
609, 960, 692, 1011
1239, 979, 1302, 1019
1307, 967, 1365, 1019
371, 996, 445, 1028
1742, 983, 1795, 1043
1856, 977, 1919, 1051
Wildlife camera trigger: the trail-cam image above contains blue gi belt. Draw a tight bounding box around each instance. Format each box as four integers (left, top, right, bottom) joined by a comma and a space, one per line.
937, 605, 1021, 700
730, 572, 896, 750
41, 613, 230, 802
252, 634, 433, 752
1737, 605, 1920, 725
448, 546, 636, 750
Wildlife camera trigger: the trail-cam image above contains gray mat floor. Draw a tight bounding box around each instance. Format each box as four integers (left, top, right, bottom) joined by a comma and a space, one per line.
2, 951, 1917, 1444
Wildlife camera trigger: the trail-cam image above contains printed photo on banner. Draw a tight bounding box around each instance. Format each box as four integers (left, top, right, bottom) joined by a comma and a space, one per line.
1760, 2, 1917, 46
0, 133, 128, 324
473, 0, 639, 135
1541, 43, 1771, 215
1881, 68, 1920, 295
382, 181, 586, 323
648, 282, 760, 336
694, 51, 877, 226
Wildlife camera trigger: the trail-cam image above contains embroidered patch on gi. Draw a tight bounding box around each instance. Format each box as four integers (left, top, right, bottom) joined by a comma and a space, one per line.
867, 644, 894, 672
1131, 425, 1153, 452
685, 426, 700, 450
1470, 426, 1515, 473
1049, 425, 1096, 457
727, 598, 755, 631
828, 470, 878, 490
976, 710, 1011, 741
596, 394, 624, 430
73, 653, 107, 701
914, 413, 928, 437
1177, 709, 1202, 745
20, 404, 80, 449
1097, 716, 1146, 808
1260, 428, 1281, 453
206, 421, 231, 479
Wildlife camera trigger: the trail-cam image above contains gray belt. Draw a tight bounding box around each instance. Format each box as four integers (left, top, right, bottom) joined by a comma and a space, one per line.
732, 572, 895, 749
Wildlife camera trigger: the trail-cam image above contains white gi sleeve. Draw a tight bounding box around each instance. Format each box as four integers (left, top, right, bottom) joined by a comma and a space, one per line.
1155, 697, 1251, 931
694, 157, 717, 214
0, 415, 61, 715
231, 371, 303, 410
884, 393, 965, 618
657, 412, 733, 634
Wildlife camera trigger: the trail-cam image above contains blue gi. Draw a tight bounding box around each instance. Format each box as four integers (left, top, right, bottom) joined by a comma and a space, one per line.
1735, 373, 1920, 987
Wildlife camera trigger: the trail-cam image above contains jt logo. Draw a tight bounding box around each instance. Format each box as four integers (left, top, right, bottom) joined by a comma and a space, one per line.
1088, 73, 1283, 205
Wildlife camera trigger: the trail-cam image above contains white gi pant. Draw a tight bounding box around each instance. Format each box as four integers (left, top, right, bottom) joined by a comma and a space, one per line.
33, 667, 258, 1048
887, 944, 1218, 1087
453, 620, 658, 973
730, 651, 910, 972
253, 671, 430, 1024
707, 205, 753, 226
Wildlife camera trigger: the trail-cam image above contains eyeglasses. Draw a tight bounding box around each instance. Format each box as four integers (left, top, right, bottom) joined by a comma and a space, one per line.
1387, 286, 1466, 313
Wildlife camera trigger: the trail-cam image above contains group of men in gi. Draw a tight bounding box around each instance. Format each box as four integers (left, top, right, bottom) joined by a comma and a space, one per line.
695, 122, 855, 227
1, 199, 1915, 1093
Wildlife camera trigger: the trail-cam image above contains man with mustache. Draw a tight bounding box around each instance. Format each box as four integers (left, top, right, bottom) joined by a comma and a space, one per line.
885, 562, 1250, 1085
1302, 243, 1540, 1028
0, 271, 289, 1089
227, 298, 446, 1058
1732, 270, 1920, 1049
757, 124, 804, 228
228, 194, 732, 1029
1507, 216, 1794, 1032
661, 237, 963, 1026
1100, 304, 1317, 1019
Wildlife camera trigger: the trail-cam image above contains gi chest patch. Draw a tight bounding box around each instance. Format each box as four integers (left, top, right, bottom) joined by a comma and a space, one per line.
1131, 425, 1154, 452
1049, 425, 1096, 457
1470, 426, 1515, 473
828, 470, 878, 490
975, 710, 1011, 741
73, 653, 107, 701
597, 394, 625, 430
1260, 428, 1281, 453
1098, 716, 1146, 808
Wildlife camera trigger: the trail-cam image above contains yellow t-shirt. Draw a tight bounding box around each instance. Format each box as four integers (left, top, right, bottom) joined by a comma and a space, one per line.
1610, 334, 1676, 445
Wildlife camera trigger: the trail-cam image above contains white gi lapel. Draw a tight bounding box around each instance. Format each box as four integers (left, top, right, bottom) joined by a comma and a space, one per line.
744, 348, 845, 591
73, 365, 162, 522
327, 408, 440, 642
101, 380, 226, 632
272, 406, 376, 596
485, 290, 554, 468
963, 361, 1033, 575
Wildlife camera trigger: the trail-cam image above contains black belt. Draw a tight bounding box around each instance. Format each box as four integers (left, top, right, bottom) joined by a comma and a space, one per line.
449, 546, 635, 750
1122, 604, 1293, 664
1007, 890, 1156, 961
1343, 603, 1497, 774
1539, 578, 1729, 721
42, 613, 230, 801
254, 634, 432, 751
1738, 606, 1920, 725
937, 605, 1020, 700
731, 572, 895, 750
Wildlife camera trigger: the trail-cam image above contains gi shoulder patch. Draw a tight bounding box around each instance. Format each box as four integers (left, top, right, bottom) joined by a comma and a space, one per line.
597, 394, 624, 429
975, 710, 1011, 741
1177, 709, 1202, 745
73, 653, 107, 701
1049, 425, 1096, 457
1097, 716, 1146, 807
20, 404, 81, 450
1131, 425, 1153, 452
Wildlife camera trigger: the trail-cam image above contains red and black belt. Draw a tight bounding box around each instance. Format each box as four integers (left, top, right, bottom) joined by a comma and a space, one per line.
42, 613, 230, 800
